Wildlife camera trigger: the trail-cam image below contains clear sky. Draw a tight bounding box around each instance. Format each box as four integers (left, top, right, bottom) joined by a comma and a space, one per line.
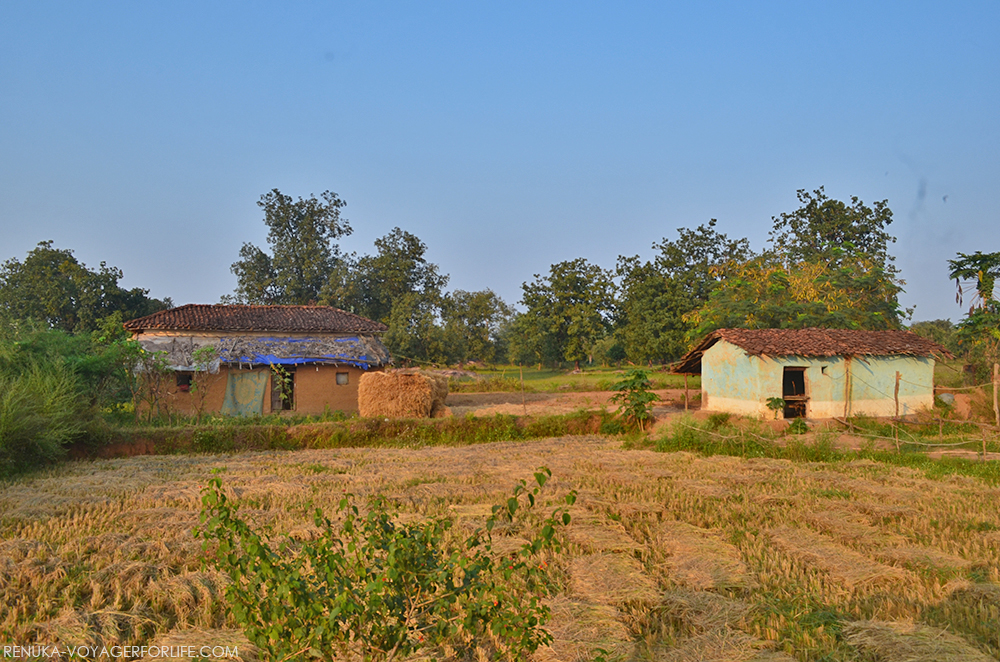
1, 1, 997, 322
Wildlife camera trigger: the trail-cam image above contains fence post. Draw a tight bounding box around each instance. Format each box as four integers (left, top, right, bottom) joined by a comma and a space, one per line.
894, 371, 900, 419
893, 371, 901, 453
993, 363, 999, 428
519, 364, 527, 416
684, 373, 689, 411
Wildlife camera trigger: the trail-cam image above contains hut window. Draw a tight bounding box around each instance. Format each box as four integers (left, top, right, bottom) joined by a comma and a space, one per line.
336, 372, 349, 386
176, 372, 192, 392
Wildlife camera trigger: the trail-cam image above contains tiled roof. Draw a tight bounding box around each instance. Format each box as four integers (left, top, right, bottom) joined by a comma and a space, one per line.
673, 327, 952, 374
124, 304, 387, 334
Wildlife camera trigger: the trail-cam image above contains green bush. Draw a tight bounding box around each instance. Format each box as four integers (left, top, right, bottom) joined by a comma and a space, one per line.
0, 362, 86, 474
609, 369, 659, 431
196, 469, 575, 661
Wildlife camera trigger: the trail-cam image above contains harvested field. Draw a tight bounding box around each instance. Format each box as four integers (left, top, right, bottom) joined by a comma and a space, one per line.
3, 436, 1000, 660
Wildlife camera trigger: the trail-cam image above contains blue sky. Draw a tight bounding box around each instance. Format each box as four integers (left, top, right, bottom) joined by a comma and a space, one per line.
1, 1, 997, 321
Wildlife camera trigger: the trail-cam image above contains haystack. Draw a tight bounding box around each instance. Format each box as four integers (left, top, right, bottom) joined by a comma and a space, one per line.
358, 370, 449, 418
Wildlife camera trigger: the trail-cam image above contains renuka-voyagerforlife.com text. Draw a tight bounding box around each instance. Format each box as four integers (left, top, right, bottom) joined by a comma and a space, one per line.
1, 644, 241, 659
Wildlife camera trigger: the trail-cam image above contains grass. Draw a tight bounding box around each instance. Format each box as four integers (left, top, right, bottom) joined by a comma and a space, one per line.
652, 414, 1000, 484
447, 365, 700, 393
5, 425, 1000, 661
73, 410, 628, 458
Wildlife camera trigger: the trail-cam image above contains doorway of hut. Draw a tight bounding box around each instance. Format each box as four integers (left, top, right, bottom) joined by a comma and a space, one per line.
782, 367, 807, 418
270, 366, 296, 411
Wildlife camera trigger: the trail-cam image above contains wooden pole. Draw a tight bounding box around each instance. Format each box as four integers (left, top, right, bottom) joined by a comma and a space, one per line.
684, 374, 689, 411
519, 364, 527, 416
993, 363, 999, 428
982, 427, 988, 462
894, 371, 901, 453
894, 371, 900, 419
843, 356, 852, 418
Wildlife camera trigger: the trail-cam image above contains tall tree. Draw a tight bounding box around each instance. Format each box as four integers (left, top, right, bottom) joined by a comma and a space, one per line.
518, 258, 615, 369
948, 250, 1000, 379
769, 187, 897, 273
689, 190, 905, 339
441, 289, 513, 365
0, 241, 168, 333
687, 250, 904, 336
229, 189, 352, 304
616, 220, 750, 363
949, 250, 1000, 313
332, 228, 448, 325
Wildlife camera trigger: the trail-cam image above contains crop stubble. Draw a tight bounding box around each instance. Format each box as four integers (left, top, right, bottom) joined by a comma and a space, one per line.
2, 436, 1000, 660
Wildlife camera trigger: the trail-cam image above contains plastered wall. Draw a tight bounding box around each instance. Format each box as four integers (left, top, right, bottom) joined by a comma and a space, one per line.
701, 341, 935, 419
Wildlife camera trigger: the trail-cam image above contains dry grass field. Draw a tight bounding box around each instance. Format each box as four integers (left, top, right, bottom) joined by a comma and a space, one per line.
3, 434, 1000, 661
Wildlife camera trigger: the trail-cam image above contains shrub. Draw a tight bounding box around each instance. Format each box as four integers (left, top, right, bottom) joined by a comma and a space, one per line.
196, 468, 576, 661
609, 369, 659, 431
0, 362, 86, 474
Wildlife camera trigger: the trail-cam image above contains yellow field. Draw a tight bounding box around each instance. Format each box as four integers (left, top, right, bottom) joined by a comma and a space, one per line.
3, 436, 1000, 661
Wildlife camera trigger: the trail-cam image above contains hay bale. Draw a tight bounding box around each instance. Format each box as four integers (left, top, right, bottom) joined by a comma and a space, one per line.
359, 371, 440, 418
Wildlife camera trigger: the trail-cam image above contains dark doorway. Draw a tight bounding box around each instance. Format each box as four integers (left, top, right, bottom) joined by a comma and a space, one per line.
782, 367, 807, 418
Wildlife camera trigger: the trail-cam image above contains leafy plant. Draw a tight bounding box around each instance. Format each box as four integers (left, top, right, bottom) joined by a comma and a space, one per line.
609, 368, 659, 431
788, 417, 809, 435
766, 397, 786, 419
270, 363, 294, 409
196, 468, 575, 661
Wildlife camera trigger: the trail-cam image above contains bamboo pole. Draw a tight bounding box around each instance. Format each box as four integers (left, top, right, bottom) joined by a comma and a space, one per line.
684, 374, 689, 411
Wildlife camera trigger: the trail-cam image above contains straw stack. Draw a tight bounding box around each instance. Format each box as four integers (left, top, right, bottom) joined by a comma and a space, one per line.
358, 370, 449, 418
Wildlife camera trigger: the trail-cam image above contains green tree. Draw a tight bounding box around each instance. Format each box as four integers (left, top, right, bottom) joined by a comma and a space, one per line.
441, 289, 513, 365
609, 368, 659, 431
949, 250, 1000, 313
769, 187, 897, 273
616, 220, 750, 364
688, 191, 905, 339
229, 189, 352, 304
0, 241, 168, 333
518, 259, 615, 369
330, 228, 450, 363
332, 228, 449, 324
909, 319, 961, 355
382, 292, 453, 365
948, 250, 1000, 379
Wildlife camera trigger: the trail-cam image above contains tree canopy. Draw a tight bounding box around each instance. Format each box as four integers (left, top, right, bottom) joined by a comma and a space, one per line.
229, 189, 352, 304
616, 220, 750, 363
513, 258, 615, 369
688, 190, 904, 339
0, 241, 169, 333
332, 228, 449, 325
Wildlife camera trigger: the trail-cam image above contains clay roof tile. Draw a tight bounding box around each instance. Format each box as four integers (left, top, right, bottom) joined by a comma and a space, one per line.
123, 304, 387, 334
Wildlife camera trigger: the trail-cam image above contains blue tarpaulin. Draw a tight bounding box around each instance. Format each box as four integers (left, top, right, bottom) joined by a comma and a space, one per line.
217, 336, 390, 369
